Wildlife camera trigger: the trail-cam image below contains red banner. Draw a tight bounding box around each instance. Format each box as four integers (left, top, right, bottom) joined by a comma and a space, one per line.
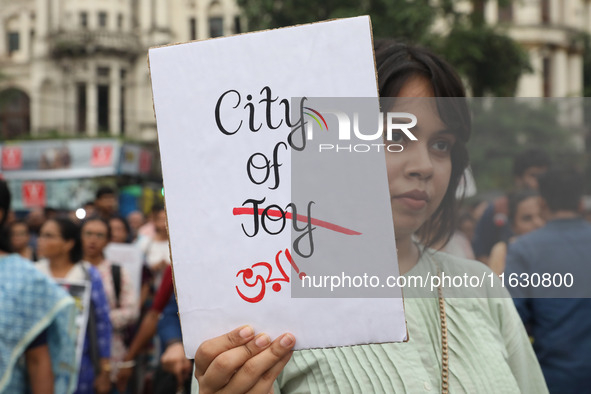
2, 147, 23, 170
22, 181, 46, 207
91, 145, 114, 167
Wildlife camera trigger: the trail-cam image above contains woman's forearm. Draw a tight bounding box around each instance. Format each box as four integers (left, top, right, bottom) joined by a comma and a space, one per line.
26, 344, 54, 394
123, 309, 159, 361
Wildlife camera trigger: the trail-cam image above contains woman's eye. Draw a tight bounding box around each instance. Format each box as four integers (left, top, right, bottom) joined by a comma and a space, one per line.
431, 140, 451, 152
388, 132, 405, 143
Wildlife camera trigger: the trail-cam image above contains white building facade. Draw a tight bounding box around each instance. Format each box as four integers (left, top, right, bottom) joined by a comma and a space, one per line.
0, 0, 241, 140
1, 0, 590, 142
487, 0, 590, 97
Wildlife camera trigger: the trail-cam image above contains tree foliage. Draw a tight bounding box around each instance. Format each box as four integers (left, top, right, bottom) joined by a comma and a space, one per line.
468, 98, 583, 192
439, 25, 531, 96
236, 0, 436, 43
238, 0, 530, 97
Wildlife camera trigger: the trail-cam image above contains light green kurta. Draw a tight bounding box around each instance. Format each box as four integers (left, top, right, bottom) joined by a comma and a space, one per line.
194, 250, 548, 393
274, 251, 548, 393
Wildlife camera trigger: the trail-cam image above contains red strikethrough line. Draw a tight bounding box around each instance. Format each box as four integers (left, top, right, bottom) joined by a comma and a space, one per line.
232, 208, 362, 236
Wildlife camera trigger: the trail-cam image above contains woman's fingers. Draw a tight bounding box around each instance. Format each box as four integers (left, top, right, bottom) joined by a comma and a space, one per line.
200, 332, 274, 389
245, 350, 293, 394
195, 325, 255, 376
219, 333, 295, 394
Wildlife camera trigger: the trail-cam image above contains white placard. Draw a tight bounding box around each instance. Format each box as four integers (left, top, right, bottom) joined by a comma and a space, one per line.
149, 16, 406, 358
56, 279, 91, 370
104, 243, 144, 299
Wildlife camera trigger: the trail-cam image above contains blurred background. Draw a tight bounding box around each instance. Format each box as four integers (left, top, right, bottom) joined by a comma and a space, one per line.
0, 0, 590, 215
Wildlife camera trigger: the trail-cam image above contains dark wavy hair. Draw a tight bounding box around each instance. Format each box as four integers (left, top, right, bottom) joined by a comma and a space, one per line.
374, 40, 471, 248
108, 215, 131, 243
507, 190, 539, 225
50, 218, 83, 263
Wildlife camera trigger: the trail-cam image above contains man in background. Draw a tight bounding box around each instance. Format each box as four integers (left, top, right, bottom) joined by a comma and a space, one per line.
95, 186, 118, 220
506, 167, 591, 393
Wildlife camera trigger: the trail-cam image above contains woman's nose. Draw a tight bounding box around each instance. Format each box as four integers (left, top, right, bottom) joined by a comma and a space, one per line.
405, 143, 434, 180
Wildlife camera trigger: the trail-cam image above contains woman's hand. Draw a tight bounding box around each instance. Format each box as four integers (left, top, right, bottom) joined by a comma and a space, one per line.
115, 365, 133, 392
94, 369, 112, 394
161, 341, 192, 386
194, 325, 295, 394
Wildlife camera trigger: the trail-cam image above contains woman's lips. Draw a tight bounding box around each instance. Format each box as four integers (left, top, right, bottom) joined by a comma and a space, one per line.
393, 190, 429, 210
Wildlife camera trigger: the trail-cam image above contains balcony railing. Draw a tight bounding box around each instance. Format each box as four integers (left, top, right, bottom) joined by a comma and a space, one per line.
49, 30, 142, 57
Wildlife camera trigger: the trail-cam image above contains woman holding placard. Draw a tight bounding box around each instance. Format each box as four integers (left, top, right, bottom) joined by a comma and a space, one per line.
36, 218, 113, 394
191, 42, 548, 393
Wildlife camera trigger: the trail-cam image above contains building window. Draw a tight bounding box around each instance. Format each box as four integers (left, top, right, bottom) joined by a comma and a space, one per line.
541, 0, 550, 24
120, 69, 126, 135
0, 89, 30, 139
190, 17, 197, 40
209, 17, 223, 38
234, 16, 241, 34
8, 32, 19, 54
76, 83, 86, 133
543, 56, 552, 97
80, 12, 88, 28
98, 12, 108, 28
97, 67, 110, 78
118, 14, 123, 30
498, 2, 513, 22
98, 85, 110, 132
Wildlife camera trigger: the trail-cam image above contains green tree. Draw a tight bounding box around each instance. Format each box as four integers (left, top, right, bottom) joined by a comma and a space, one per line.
468, 98, 583, 192
237, 0, 531, 97
236, 0, 436, 44
440, 25, 531, 96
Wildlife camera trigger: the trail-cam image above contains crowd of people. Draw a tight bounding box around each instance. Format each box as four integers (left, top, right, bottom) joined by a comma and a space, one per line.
1, 185, 191, 394
1, 39, 591, 394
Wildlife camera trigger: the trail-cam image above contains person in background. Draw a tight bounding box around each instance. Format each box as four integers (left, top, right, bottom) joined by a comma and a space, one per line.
506, 167, 591, 393
36, 217, 112, 394
45, 207, 58, 220
472, 148, 551, 264
0, 180, 78, 394
488, 190, 544, 275
83, 201, 96, 219
95, 186, 118, 221
126, 211, 145, 241
137, 215, 156, 239
109, 215, 132, 244
116, 265, 191, 393
10, 219, 37, 261
582, 195, 591, 223
81, 217, 140, 390
26, 206, 46, 254
137, 204, 171, 289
